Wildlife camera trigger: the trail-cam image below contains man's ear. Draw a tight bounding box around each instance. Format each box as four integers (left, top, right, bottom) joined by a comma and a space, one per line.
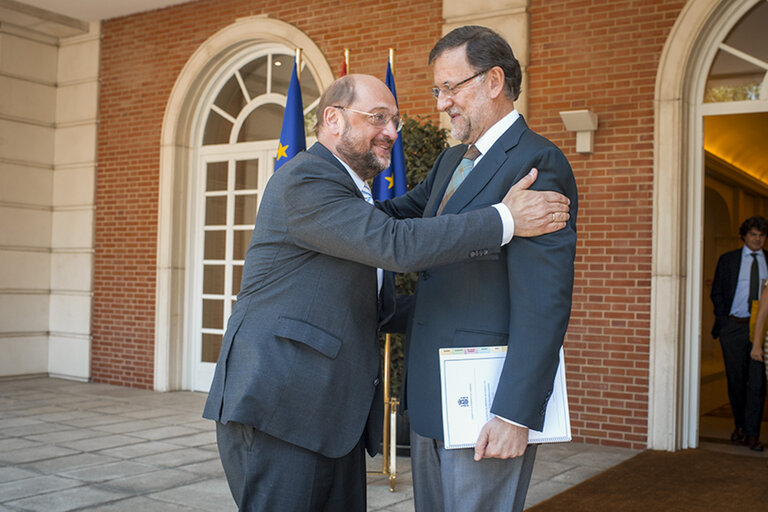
485, 66, 506, 100
323, 106, 343, 136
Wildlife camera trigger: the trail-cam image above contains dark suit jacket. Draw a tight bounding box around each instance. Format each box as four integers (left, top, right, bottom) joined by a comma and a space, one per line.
379, 116, 578, 437
711, 247, 768, 339
203, 142, 508, 458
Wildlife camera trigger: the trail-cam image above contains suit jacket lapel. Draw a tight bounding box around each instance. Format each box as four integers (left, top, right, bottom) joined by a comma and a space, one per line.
307, 142, 366, 201
436, 117, 529, 216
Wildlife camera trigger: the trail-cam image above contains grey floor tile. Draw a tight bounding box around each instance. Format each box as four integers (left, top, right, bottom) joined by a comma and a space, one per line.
78, 495, 198, 511
129, 425, 201, 441
93, 419, 165, 434
0, 474, 81, 501
63, 460, 157, 483
134, 447, 217, 468
0, 438, 43, 452
177, 458, 225, 477
121, 409, 181, 420
61, 414, 128, 428
164, 431, 216, 447
6, 485, 129, 512
148, 478, 235, 511
25, 428, 100, 444
0, 466, 38, 484
22, 452, 120, 474
59, 434, 142, 452
0, 417, 44, 430
100, 468, 202, 494
97, 440, 181, 459
0, 421, 62, 437
0, 445, 79, 464
550, 464, 604, 484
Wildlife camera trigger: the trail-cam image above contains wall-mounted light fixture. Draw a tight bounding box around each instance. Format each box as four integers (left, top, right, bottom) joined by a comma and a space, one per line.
559, 109, 598, 154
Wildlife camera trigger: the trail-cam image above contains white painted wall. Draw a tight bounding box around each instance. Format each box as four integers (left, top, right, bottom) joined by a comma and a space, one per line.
0, 7, 97, 380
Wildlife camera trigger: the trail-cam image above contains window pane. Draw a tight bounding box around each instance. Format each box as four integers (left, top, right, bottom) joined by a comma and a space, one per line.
203, 265, 225, 295
203, 109, 233, 145
235, 159, 259, 190
233, 229, 252, 260
235, 195, 258, 225
300, 67, 321, 108
204, 230, 225, 260
205, 196, 227, 226
271, 54, 293, 96
202, 299, 224, 329
206, 162, 228, 191
238, 104, 285, 142
232, 264, 243, 295
240, 56, 268, 99
215, 75, 246, 119
202, 333, 223, 363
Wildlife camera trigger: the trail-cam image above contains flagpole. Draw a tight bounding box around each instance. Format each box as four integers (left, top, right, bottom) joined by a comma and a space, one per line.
344, 48, 349, 72
389, 47, 394, 70
295, 47, 302, 81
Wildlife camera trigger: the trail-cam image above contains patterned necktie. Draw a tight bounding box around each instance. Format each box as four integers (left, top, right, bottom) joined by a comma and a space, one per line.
361, 183, 383, 291
362, 183, 374, 205
749, 252, 759, 306
437, 144, 481, 215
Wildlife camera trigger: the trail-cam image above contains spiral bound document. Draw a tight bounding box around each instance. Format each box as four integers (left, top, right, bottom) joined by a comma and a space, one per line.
439, 346, 571, 449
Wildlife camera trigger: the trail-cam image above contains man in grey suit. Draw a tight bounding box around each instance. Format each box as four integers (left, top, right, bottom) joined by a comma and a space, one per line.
377, 26, 578, 511
203, 73, 571, 511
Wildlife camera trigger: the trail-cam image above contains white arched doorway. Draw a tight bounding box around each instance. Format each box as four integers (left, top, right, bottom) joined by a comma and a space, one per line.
154, 17, 334, 391
651, 0, 768, 450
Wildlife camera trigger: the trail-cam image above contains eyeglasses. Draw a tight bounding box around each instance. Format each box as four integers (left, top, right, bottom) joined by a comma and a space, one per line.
332, 106, 403, 132
430, 69, 488, 99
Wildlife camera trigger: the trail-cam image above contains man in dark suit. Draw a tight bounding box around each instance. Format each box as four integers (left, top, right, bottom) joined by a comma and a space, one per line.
711, 216, 768, 452
202, 73, 571, 511
377, 26, 578, 511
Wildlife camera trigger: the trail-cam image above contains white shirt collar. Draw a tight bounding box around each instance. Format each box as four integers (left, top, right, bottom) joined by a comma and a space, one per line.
473, 109, 520, 157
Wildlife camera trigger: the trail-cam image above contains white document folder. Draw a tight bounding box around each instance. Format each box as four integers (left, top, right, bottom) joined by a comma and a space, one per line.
439, 346, 571, 449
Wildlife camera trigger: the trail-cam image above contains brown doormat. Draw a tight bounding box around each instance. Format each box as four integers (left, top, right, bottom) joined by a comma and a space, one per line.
527, 449, 768, 512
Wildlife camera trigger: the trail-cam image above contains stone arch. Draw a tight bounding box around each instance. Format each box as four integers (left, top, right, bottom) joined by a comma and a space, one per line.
154, 17, 334, 390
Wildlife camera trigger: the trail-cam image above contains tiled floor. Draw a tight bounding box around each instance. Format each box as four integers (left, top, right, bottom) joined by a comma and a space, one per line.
0, 377, 639, 511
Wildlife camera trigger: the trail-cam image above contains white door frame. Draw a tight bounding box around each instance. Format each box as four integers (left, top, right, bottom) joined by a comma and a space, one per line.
650, 0, 766, 450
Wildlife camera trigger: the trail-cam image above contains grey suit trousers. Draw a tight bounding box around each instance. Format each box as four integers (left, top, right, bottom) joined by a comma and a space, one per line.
216, 421, 366, 511
410, 429, 537, 512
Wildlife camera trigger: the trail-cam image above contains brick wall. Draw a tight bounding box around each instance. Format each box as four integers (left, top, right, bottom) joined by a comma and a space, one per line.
528, 0, 686, 449
95, 0, 690, 449
93, 0, 443, 387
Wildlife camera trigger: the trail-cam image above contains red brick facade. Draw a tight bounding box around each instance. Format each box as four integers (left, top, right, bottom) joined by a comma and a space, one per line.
94, 0, 688, 448
528, 0, 687, 448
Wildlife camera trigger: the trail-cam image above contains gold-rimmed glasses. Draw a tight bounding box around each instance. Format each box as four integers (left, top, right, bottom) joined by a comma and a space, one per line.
332, 106, 403, 132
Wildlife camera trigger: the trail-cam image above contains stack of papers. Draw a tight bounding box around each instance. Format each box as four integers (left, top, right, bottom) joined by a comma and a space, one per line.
439, 346, 571, 449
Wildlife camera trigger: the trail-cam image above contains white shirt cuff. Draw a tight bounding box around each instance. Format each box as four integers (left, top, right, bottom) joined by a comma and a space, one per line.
492, 203, 515, 245
495, 414, 528, 429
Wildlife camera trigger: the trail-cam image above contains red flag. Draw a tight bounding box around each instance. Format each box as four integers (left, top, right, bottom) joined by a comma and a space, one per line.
340, 61, 346, 77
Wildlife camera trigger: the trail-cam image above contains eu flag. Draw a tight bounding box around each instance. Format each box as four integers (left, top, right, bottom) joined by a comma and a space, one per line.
372, 62, 407, 200
274, 60, 306, 171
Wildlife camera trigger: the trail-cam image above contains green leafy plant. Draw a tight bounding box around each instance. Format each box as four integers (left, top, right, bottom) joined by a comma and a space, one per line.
382, 115, 448, 398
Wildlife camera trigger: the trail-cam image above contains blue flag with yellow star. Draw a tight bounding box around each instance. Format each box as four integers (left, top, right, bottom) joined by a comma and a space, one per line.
372, 62, 407, 200
274, 60, 306, 171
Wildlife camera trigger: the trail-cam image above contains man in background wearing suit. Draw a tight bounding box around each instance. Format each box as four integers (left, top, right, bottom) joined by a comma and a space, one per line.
711, 216, 768, 452
377, 26, 578, 511
202, 73, 571, 511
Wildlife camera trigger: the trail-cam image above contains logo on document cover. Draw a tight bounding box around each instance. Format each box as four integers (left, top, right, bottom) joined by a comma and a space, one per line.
457, 396, 469, 407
